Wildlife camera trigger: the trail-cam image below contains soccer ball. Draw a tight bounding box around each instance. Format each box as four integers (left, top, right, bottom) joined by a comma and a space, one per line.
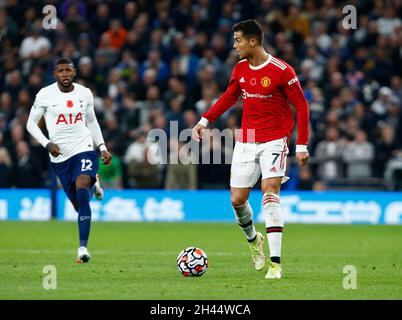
177, 247, 208, 277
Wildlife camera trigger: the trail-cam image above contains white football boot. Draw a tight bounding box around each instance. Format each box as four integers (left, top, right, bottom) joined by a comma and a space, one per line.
248, 232, 266, 271
265, 262, 282, 279
94, 174, 104, 200
76, 246, 91, 263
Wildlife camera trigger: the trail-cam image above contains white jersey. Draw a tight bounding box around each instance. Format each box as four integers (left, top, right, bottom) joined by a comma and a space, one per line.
27, 82, 106, 163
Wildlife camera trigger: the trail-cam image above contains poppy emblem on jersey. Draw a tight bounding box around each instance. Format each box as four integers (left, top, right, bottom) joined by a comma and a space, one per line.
250, 78, 257, 86
66, 100, 74, 108
261, 76, 271, 88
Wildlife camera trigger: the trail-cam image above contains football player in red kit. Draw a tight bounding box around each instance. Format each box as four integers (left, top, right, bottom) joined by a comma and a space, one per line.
192, 19, 310, 279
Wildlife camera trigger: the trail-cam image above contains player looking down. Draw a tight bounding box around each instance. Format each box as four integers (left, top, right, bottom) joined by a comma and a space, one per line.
27, 57, 112, 263
192, 19, 310, 279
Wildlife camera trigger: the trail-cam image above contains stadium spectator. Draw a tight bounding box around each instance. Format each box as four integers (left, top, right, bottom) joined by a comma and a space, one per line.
59, 0, 87, 21
11, 140, 42, 188
197, 131, 230, 190
376, 5, 401, 36
195, 84, 219, 115
390, 76, 402, 107
121, 2, 138, 30
89, 3, 110, 40
19, 25, 51, 61
63, 2, 88, 40
374, 124, 400, 175
102, 114, 125, 156
343, 130, 375, 178
136, 85, 166, 125
0, 92, 13, 121
314, 126, 345, 180
140, 50, 169, 87
166, 96, 186, 133
384, 150, 402, 191
0, 7, 18, 47
164, 139, 197, 190
76, 33, 94, 57
371, 86, 394, 118
172, 0, 193, 32
116, 93, 141, 140
102, 19, 128, 50
124, 132, 161, 189
4, 69, 23, 102
0, 146, 12, 188
296, 165, 314, 190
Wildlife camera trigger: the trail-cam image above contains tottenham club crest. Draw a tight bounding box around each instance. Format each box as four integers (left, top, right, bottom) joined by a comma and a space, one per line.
261, 76, 271, 87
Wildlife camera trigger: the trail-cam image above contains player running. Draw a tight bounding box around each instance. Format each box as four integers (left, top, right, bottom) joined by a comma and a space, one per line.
27, 57, 112, 263
192, 20, 309, 279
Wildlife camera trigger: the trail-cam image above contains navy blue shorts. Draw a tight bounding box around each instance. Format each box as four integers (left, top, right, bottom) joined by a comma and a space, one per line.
51, 151, 99, 203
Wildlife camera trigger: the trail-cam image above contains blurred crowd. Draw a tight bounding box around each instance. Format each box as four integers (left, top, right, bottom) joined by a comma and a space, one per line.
0, 0, 402, 190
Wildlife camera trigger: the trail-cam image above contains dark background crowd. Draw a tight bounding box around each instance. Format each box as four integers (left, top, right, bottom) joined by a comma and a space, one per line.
0, 0, 402, 191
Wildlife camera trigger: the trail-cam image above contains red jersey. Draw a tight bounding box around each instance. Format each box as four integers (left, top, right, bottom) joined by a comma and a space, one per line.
202, 54, 309, 145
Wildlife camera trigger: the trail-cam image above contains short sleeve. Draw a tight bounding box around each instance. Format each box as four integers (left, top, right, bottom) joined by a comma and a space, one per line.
33, 90, 48, 110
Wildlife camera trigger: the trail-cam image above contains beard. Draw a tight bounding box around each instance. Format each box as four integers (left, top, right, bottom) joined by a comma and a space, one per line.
60, 79, 73, 87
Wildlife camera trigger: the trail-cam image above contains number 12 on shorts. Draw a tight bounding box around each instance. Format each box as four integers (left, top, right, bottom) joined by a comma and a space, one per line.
81, 159, 93, 172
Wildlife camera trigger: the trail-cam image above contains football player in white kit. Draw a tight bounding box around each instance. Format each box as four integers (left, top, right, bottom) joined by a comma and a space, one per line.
27, 58, 112, 263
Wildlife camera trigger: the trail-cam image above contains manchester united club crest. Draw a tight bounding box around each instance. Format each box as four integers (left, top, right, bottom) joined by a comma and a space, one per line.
261, 76, 271, 87
66, 100, 74, 108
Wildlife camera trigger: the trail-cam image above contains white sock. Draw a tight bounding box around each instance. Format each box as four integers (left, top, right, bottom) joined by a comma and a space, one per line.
263, 192, 284, 262
232, 201, 257, 242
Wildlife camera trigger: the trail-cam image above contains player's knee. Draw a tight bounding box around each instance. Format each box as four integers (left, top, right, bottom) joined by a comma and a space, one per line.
261, 177, 282, 195
76, 175, 92, 189
231, 194, 248, 208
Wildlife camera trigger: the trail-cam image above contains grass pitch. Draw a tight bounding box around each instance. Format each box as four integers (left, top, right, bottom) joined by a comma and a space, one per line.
0, 221, 401, 300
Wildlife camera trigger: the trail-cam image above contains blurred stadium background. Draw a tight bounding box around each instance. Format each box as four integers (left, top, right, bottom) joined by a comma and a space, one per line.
0, 0, 402, 222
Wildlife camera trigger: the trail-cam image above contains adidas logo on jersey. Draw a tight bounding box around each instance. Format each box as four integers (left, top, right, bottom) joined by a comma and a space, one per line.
240, 77, 245, 83
270, 167, 277, 173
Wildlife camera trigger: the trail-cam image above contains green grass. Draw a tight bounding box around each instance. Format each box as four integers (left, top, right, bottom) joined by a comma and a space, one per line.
0, 221, 401, 299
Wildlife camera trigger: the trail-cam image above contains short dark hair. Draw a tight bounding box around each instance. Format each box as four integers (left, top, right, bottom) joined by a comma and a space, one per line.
55, 57, 74, 68
232, 19, 263, 45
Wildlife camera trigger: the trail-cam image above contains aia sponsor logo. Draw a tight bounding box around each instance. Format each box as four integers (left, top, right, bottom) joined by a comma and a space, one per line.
56, 112, 83, 125
66, 100, 74, 108
261, 76, 271, 87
